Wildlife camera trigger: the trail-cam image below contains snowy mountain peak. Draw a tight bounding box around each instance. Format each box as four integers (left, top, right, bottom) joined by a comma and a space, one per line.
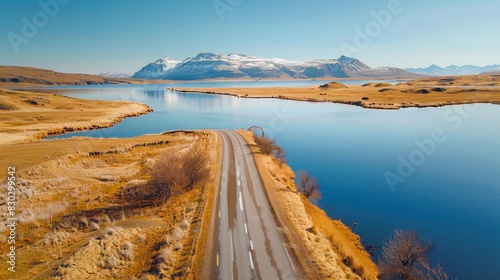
156, 56, 177, 63
132, 52, 418, 80
227, 53, 257, 60
338, 55, 357, 64
193, 52, 220, 60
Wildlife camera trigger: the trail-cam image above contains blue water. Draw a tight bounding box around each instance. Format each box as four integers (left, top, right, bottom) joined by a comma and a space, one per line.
46, 83, 500, 279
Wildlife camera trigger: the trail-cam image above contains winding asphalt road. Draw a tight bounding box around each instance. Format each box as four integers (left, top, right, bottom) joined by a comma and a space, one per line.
211, 131, 297, 280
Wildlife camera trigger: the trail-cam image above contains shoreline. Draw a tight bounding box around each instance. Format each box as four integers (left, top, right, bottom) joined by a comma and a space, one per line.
171, 88, 500, 110
0, 89, 152, 145
170, 74, 500, 110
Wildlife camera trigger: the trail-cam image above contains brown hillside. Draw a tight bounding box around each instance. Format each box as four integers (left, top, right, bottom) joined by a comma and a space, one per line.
0, 66, 163, 87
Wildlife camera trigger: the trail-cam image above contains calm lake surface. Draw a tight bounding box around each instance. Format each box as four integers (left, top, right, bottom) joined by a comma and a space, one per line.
46, 81, 500, 279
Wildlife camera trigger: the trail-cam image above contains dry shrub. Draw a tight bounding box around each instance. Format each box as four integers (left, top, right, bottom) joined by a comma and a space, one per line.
117, 211, 126, 221
182, 149, 210, 190
298, 170, 322, 202
151, 248, 173, 276
378, 229, 449, 280
165, 235, 172, 245
254, 134, 287, 165
173, 241, 183, 252
41, 230, 71, 247
18, 184, 36, 199
149, 153, 182, 201
79, 216, 89, 228
103, 254, 118, 269
15, 203, 68, 225
35, 202, 67, 220
138, 233, 147, 243
120, 240, 134, 261
90, 222, 100, 231
102, 214, 112, 225
180, 218, 190, 230
18, 208, 36, 223
171, 226, 185, 242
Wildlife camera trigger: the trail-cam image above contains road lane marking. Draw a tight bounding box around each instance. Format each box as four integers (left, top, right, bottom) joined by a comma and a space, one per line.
284, 246, 295, 272
217, 253, 219, 267
230, 230, 234, 263
239, 193, 243, 211
248, 251, 254, 270
250, 240, 254, 250
244, 223, 248, 234
218, 210, 220, 218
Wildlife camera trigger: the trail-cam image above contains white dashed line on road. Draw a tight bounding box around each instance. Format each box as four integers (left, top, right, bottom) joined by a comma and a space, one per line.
239, 192, 243, 211
249, 251, 254, 270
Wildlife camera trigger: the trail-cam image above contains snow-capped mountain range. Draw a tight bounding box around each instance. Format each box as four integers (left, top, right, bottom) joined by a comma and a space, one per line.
405, 64, 500, 76
132, 53, 418, 80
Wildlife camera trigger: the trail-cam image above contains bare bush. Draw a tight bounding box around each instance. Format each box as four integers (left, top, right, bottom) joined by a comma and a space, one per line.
255, 134, 278, 155
378, 229, 450, 280
274, 146, 287, 166
254, 134, 287, 165
149, 153, 182, 201
298, 170, 322, 202
182, 149, 210, 190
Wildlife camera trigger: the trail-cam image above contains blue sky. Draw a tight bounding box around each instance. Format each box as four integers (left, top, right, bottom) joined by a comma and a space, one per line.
1, 0, 499, 74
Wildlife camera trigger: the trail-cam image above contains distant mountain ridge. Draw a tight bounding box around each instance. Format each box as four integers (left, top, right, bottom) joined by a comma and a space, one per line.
132, 52, 418, 80
405, 64, 500, 76
98, 72, 132, 78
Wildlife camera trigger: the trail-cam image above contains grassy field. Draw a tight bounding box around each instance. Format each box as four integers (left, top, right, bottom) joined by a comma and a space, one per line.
174, 74, 500, 110
0, 131, 219, 279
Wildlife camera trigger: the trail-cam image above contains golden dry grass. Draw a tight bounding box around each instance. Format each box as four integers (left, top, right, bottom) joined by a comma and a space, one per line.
174, 74, 500, 110
0, 89, 152, 145
0, 130, 215, 279
186, 131, 221, 280
301, 197, 378, 279
238, 130, 378, 279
